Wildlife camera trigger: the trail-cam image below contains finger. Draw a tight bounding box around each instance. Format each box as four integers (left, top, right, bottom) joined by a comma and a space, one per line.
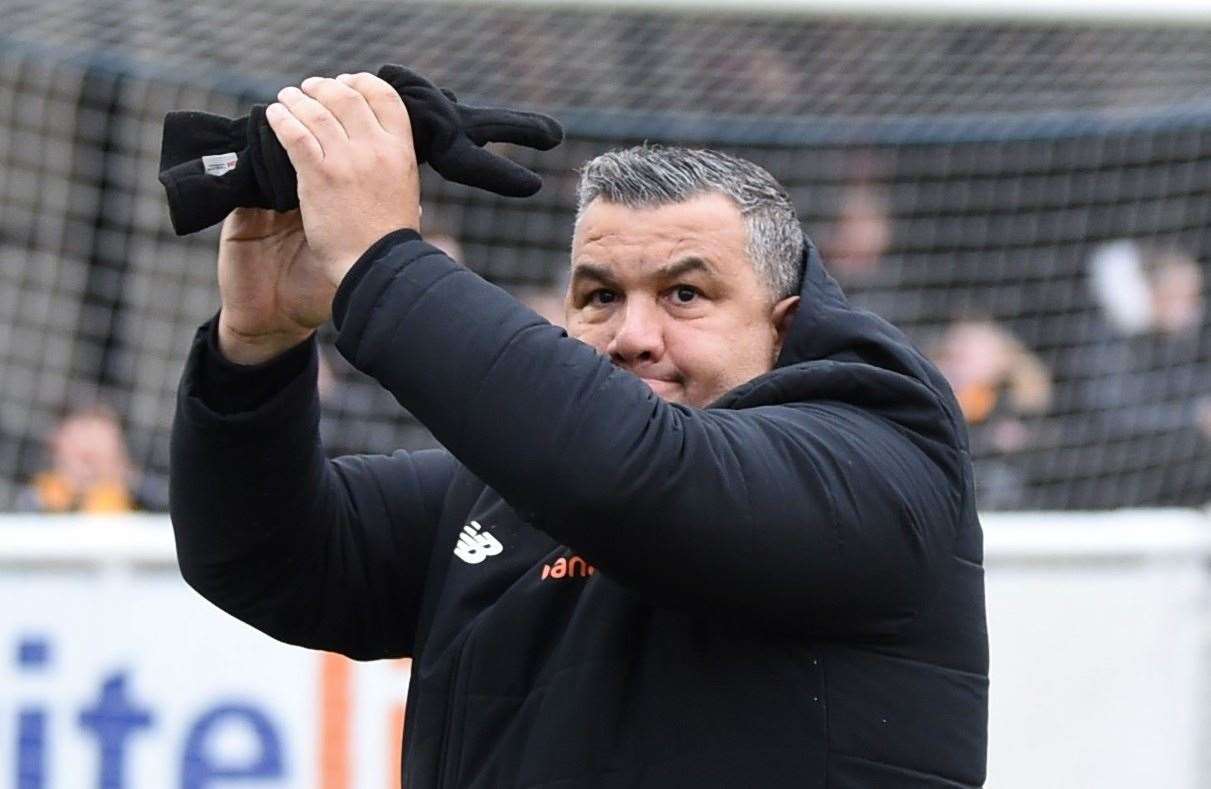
433, 140, 542, 197
300, 76, 381, 140
336, 72, 413, 139
277, 85, 348, 151
460, 106, 564, 151
265, 102, 324, 167
221, 207, 301, 242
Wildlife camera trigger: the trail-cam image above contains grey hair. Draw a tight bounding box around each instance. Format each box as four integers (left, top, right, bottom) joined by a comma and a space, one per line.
575, 145, 804, 301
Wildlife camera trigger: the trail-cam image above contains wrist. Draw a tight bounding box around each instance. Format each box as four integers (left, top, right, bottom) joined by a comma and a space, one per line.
325, 225, 420, 288
324, 254, 360, 290
217, 316, 313, 366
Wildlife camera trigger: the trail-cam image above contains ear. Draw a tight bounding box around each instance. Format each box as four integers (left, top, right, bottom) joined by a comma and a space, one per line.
770, 295, 800, 358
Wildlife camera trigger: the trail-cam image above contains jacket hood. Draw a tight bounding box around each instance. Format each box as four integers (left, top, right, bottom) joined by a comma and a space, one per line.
714, 238, 967, 452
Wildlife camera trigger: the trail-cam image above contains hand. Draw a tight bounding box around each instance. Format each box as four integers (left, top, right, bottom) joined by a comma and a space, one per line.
266, 72, 421, 287
216, 207, 332, 364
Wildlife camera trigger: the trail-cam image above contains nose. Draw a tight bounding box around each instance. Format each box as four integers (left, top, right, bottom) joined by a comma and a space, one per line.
605, 299, 665, 366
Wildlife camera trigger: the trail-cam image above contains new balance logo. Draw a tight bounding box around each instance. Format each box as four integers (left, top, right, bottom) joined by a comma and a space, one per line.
453, 521, 503, 565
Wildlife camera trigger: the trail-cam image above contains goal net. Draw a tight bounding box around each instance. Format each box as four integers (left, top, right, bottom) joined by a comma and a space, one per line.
2, 0, 1210, 510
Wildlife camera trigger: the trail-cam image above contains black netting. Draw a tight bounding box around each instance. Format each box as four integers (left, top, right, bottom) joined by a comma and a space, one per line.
2, 0, 1210, 511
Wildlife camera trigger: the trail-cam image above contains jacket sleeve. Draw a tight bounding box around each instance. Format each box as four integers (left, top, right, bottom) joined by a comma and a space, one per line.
169, 313, 457, 659
334, 233, 964, 636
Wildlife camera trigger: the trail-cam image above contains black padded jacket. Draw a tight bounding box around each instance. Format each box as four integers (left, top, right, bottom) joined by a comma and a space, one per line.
170, 228, 989, 788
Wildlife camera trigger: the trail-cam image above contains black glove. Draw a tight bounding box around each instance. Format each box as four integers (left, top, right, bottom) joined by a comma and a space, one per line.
158, 65, 564, 236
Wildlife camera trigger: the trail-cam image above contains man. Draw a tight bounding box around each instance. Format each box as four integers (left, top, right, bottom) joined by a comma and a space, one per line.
170, 72, 988, 787
19, 403, 164, 513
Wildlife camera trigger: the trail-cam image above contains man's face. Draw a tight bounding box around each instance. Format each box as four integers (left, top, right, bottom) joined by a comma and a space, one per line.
567, 193, 799, 408
50, 415, 130, 489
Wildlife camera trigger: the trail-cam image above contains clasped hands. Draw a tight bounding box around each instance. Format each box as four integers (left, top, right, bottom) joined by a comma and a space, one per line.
265, 72, 420, 287
206, 69, 561, 366
159, 64, 563, 255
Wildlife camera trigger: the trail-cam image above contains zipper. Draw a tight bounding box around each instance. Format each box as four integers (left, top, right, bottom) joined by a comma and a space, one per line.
400, 675, 421, 788
435, 638, 470, 789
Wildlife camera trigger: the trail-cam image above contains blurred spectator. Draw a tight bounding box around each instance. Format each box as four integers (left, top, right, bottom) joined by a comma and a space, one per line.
313, 208, 467, 458
1086, 241, 1204, 342
822, 151, 892, 285
316, 333, 443, 458
1087, 240, 1160, 337
514, 283, 566, 328
931, 319, 1053, 508
1130, 249, 1211, 503
1067, 241, 1211, 505
1149, 249, 1204, 339
1081, 243, 1206, 410
513, 265, 570, 329
824, 178, 892, 287
419, 207, 464, 263
714, 44, 800, 103
425, 231, 463, 264
16, 403, 165, 513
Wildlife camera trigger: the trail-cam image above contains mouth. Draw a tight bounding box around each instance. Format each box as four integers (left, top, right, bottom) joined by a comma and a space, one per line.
640, 377, 681, 398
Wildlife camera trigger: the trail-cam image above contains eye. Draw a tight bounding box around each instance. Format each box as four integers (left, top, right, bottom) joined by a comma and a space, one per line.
587, 289, 617, 306
670, 285, 701, 305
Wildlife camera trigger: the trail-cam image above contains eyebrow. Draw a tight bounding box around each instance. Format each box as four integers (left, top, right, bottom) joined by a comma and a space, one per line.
656, 256, 715, 281
569, 262, 617, 287
570, 256, 716, 287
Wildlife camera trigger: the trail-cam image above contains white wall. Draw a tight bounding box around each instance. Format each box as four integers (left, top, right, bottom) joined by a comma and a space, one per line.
1, 511, 1208, 788
984, 511, 1211, 788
